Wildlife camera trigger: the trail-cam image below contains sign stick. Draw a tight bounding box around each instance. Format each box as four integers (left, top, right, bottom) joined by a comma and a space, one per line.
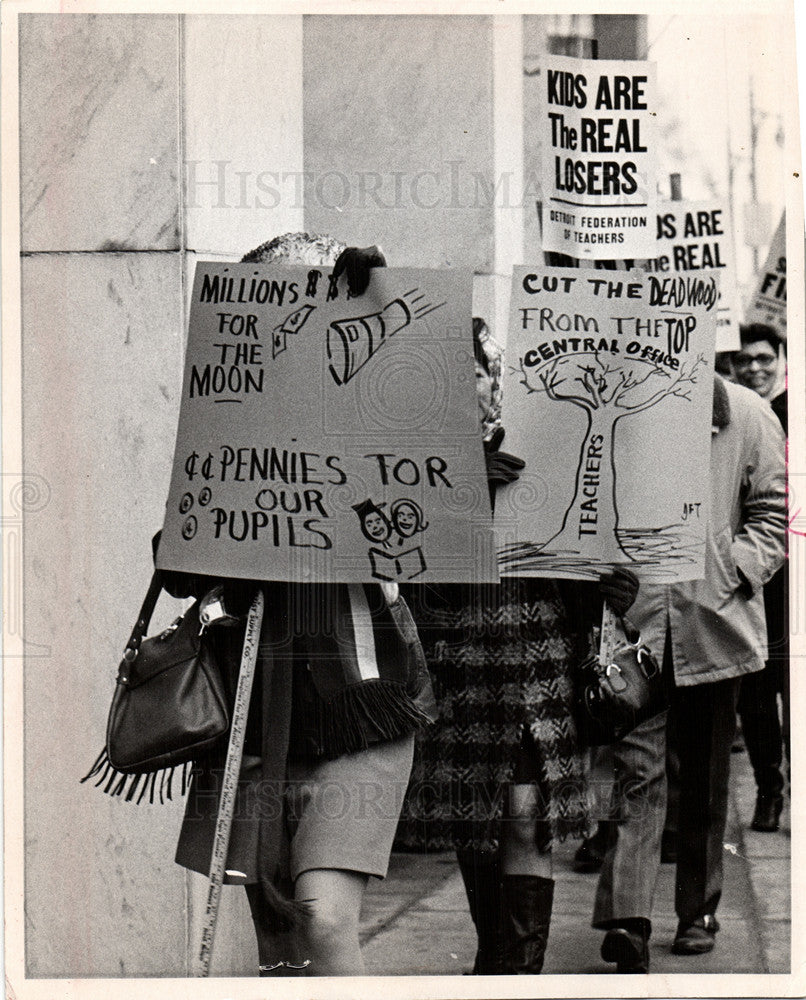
598, 603, 619, 667
195, 588, 265, 978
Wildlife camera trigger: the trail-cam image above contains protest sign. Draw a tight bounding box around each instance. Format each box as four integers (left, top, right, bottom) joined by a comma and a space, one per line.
495, 266, 717, 583
646, 200, 740, 351
540, 54, 658, 261
157, 264, 496, 583
745, 212, 786, 338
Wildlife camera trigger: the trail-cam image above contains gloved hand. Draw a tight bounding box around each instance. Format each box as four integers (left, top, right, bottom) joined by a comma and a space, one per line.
598, 566, 640, 617
484, 427, 525, 488
332, 244, 387, 296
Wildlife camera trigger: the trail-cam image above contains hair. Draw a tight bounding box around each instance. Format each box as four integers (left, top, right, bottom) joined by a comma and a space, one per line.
390, 498, 428, 534
357, 506, 392, 544
241, 231, 346, 265
739, 322, 784, 353
472, 316, 491, 374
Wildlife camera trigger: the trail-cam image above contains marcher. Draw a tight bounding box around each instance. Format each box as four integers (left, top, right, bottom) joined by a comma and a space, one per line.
733, 322, 789, 830
399, 319, 639, 975
591, 374, 786, 971
159, 233, 436, 977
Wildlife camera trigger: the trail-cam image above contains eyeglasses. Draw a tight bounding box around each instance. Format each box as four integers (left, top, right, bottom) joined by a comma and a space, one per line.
734, 352, 777, 369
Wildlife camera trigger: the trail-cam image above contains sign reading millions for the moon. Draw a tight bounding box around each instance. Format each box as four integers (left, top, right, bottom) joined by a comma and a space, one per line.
495, 266, 717, 583
540, 54, 658, 260
157, 264, 496, 583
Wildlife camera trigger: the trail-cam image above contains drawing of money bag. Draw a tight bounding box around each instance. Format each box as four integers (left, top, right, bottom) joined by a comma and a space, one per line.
327, 298, 411, 386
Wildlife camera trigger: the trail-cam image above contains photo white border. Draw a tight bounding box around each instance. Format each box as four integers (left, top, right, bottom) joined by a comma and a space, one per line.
2, 1, 803, 997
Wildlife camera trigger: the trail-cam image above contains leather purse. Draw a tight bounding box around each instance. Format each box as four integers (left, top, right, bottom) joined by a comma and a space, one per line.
81, 571, 230, 803
573, 619, 667, 746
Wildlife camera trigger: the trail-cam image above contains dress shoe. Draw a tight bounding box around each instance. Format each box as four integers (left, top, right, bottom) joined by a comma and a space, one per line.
573, 824, 610, 873
573, 837, 604, 873
751, 792, 784, 832
671, 915, 719, 955
601, 926, 649, 973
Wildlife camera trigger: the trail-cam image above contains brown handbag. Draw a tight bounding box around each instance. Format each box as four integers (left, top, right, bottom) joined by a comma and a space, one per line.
81, 571, 230, 803
573, 618, 667, 747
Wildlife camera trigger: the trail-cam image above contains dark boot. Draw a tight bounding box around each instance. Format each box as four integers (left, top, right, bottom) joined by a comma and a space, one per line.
600, 917, 651, 973
501, 875, 554, 974
456, 849, 506, 974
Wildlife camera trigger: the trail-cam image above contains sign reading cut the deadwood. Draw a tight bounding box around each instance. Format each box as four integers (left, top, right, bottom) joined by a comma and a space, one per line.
157, 264, 496, 583
540, 54, 658, 260
495, 266, 717, 583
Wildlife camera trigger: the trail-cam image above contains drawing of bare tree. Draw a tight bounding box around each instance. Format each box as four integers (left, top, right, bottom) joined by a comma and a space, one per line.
502, 349, 707, 567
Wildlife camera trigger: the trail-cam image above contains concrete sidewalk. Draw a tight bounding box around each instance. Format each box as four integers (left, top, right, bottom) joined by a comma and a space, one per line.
359, 746, 790, 976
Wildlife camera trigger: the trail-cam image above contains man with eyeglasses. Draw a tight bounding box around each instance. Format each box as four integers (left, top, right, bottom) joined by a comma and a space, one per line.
732, 324, 787, 424
733, 323, 789, 833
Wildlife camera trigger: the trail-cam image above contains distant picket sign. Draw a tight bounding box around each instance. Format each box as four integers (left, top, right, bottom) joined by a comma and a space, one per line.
540, 54, 658, 260
745, 212, 786, 339
645, 199, 740, 351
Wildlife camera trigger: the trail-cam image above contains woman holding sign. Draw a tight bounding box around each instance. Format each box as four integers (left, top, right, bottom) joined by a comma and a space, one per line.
159, 235, 436, 978
400, 319, 638, 975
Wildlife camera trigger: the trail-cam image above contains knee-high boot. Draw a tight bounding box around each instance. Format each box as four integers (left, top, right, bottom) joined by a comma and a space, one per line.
455, 849, 507, 974
501, 875, 554, 974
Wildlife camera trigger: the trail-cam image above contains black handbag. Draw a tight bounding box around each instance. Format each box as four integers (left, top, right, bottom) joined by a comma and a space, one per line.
573, 619, 667, 746
81, 571, 230, 803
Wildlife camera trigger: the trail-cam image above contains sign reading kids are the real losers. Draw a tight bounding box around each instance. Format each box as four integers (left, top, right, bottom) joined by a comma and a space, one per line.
540, 54, 658, 260
495, 267, 717, 583
157, 264, 496, 584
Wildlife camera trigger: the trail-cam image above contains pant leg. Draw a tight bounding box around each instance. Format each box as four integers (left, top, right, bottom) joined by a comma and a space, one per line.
673, 676, 740, 926
664, 702, 680, 838
780, 657, 790, 780
592, 708, 667, 927
737, 665, 783, 795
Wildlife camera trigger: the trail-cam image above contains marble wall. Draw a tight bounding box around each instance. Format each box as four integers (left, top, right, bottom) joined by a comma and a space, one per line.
303, 15, 495, 271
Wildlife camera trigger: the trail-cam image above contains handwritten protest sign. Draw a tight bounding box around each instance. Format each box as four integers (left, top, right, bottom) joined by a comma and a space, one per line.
157, 265, 496, 583
495, 267, 717, 582
745, 212, 786, 338
540, 54, 658, 260
645, 200, 739, 351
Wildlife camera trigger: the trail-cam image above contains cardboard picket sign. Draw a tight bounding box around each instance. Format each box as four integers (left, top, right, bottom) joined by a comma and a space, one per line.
539, 54, 658, 260
495, 266, 717, 583
157, 264, 496, 583
745, 212, 786, 338
646, 199, 740, 352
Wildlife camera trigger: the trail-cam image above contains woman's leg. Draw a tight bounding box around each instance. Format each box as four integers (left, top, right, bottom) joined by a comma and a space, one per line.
500, 782, 554, 974
502, 782, 552, 878
294, 868, 368, 976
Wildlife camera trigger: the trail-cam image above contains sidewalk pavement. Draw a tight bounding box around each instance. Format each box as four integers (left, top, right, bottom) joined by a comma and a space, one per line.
359, 745, 790, 976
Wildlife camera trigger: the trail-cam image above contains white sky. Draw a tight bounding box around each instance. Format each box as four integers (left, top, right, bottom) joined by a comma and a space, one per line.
648, 12, 790, 300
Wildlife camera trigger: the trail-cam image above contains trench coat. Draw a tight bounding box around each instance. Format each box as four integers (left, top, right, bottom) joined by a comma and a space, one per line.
629, 377, 787, 686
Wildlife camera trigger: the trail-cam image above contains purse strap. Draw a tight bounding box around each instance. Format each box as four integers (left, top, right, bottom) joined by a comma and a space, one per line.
122, 570, 165, 662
